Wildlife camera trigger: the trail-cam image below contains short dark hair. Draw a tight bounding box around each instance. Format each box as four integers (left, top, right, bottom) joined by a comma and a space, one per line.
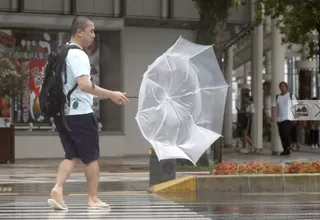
71, 15, 93, 36
279, 81, 288, 88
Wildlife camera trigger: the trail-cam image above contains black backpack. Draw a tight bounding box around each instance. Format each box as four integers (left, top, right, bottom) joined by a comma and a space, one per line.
39, 42, 82, 130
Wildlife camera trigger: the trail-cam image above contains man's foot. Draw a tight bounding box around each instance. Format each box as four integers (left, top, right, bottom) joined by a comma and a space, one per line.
294, 144, 300, 151
311, 144, 315, 149
254, 148, 263, 154
48, 187, 68, 210
88, 197, 110, 209
240, 148, 249, 154
280, 151, 290, 156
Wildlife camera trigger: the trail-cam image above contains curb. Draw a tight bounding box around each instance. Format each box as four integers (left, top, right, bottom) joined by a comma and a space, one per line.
148, 176, 196, 193
197, 174, 320, 193
149, 174, 320, 193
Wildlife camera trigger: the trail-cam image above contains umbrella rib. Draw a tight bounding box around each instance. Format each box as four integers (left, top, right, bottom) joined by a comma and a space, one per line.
151, 103, 167, 140
169, 86, 229, 100
164, 57, 174, 93
189, 45, 214, 60
166, 100, 180, 146
169, 72, 189, 97
195, 85, 229, 92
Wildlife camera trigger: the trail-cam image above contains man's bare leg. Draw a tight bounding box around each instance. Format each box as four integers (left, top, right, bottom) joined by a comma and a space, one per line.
50, 159, 79, 207
85, 160, 107, 207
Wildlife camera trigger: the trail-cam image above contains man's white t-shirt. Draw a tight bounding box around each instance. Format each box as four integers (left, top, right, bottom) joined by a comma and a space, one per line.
272, 92, 297, 122
63, 43, 93, 116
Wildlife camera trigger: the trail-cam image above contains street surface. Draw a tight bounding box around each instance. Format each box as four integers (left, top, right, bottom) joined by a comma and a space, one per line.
0, 192, 320, 219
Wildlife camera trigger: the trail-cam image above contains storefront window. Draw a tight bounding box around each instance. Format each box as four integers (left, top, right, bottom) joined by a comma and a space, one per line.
0, 29, 122, 132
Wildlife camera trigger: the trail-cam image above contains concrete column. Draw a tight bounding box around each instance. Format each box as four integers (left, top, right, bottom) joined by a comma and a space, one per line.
238, 63, 251, 125
264, 16, 272, 34
250, 30, 257, 145
263, 51, 272, 118
265, 51, 272, 79
63, 0, 71, 14
11, 0, 18, 11
243, 62, 248, 84
250, 25, 264, 149
161, 0, 169, 18
113, 0, 121, 17
223, 46, 234, 148
271, 19, 285, 154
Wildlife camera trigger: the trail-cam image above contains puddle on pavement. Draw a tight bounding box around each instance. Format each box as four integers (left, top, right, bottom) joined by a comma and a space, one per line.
157, 191, 320, 217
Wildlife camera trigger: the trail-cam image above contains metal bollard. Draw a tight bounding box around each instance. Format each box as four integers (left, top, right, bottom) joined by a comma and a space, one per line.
149, 148, 176, 187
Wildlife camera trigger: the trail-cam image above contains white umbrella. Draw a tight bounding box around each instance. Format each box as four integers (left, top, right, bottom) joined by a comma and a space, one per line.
135, 36, 229, 165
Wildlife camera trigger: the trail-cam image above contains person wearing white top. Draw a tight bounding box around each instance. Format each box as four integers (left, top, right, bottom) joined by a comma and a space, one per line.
272, 81, 298, 156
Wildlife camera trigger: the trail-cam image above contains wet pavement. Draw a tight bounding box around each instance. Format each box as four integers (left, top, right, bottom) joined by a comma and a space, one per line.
182, 192, 320, 219
0, 160, 205, 194
1, 150, 320, 219
1, 192, 320, 219
0, 193, 211, 219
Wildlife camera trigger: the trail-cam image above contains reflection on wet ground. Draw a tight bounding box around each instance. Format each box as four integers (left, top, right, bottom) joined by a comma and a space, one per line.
1, 192, 320, 219
1, 161, 320, 219
162, 192, 320, 219
0, 193, 211, 220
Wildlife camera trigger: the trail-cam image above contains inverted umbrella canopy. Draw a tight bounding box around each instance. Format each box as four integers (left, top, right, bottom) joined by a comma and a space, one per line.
135, 36, 229, 165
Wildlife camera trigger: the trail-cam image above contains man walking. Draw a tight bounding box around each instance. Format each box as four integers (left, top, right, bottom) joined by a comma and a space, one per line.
48, 15, 129, 210
272, 81, 297, 156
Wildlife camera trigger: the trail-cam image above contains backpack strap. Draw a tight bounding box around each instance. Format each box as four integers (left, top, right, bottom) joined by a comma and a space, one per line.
63, 43, 83, 84
64, 43, 83, 107
67, 84, 78, 107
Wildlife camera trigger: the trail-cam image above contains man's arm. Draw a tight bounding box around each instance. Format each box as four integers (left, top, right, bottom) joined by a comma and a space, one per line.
76, 75, 112, 98
271, 96, 277, 123
77, 75, 128, 104
69, 53, 128, 104
291, 94, 298, 106
272, 107, 277, 122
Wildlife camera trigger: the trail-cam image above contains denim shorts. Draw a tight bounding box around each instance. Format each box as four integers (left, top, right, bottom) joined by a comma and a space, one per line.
54, 113, 100, 164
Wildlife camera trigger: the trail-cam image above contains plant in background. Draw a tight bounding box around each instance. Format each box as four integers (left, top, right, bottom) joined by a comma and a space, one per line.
192, 0, 245, 62
213, 161, 320, 175
255, 0, 320, 57
0, 58, 29, 119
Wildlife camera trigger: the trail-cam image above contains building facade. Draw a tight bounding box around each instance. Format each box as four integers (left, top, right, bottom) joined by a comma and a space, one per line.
0, 0, 202, 159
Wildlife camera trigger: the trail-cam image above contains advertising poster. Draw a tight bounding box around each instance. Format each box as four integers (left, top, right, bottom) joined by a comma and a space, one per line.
0, 29, 57, 126
0, 30, 101, 128
59, 33, 101, 119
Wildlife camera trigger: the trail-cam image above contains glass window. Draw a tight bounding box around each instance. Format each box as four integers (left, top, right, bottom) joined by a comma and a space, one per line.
0, 29, 123, 132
